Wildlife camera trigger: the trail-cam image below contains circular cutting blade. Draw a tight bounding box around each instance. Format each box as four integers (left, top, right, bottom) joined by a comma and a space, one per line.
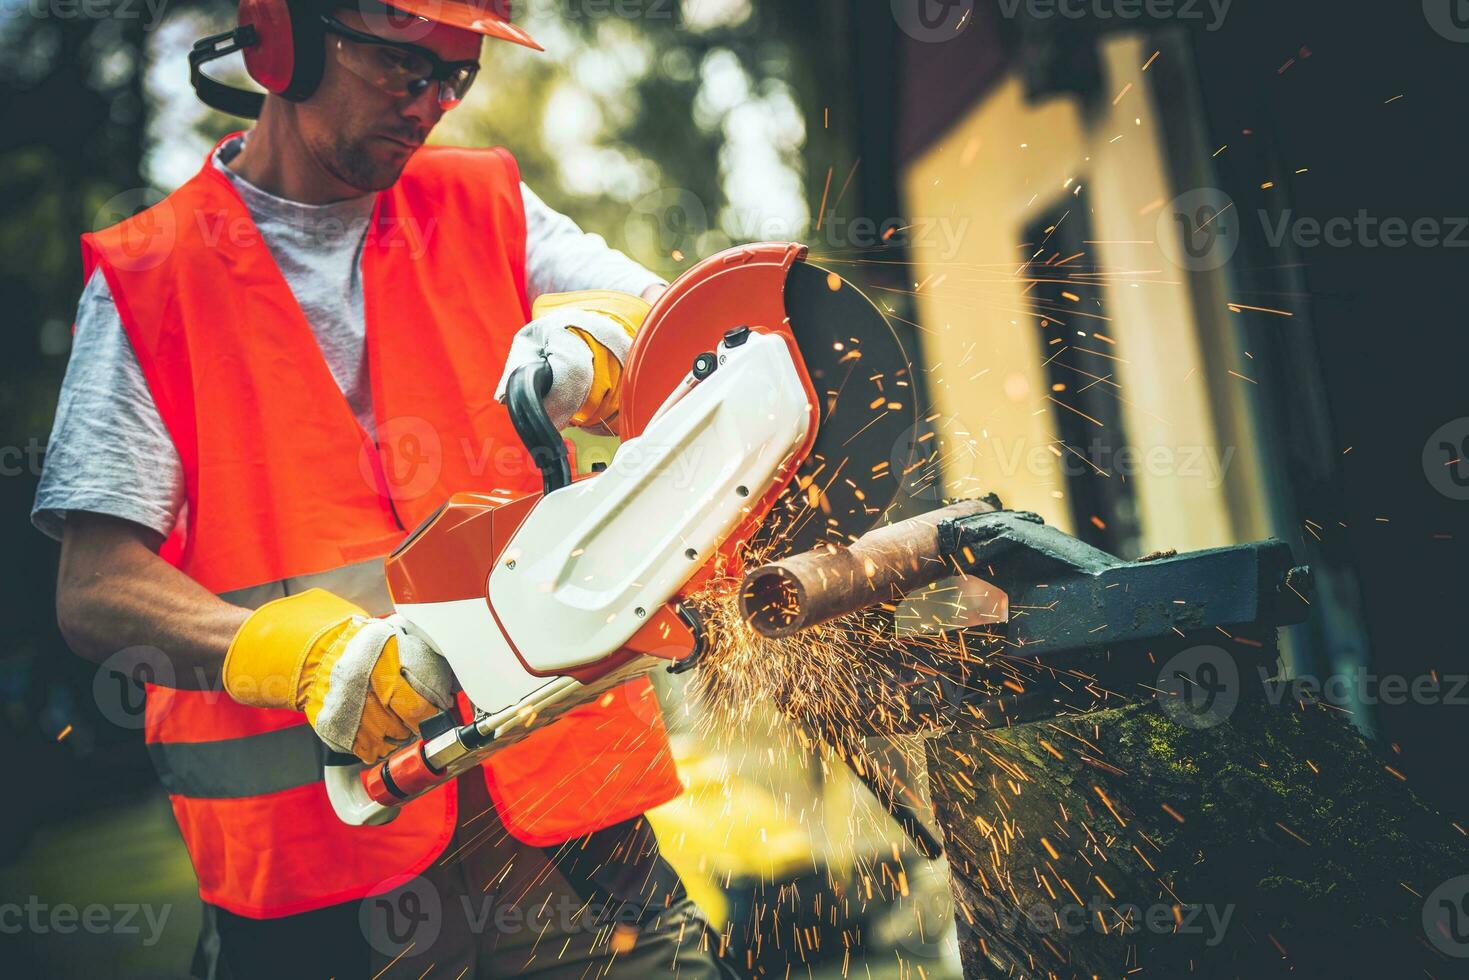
753, 260, 919, 558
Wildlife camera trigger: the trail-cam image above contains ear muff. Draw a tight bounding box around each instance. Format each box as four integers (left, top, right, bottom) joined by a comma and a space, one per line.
190, 0, 329, 118
240, 0, 328, 102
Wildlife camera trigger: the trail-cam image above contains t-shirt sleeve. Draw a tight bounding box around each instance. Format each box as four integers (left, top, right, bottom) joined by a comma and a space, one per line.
31, 268, 187, 542
521, 182, 666, 305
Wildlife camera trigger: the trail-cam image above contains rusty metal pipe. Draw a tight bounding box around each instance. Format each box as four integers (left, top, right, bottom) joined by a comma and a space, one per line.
740, 499, 997, 637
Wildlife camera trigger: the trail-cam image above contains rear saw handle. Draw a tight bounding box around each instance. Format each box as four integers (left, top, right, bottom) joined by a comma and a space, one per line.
324, 675, 586, 826
506, 359, 572, 495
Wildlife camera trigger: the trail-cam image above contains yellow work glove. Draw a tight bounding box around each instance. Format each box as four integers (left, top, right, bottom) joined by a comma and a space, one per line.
222, 590, 456, 763
493, 290, 654, 431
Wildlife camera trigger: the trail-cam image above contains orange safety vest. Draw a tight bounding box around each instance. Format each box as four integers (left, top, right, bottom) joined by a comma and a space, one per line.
80, 134, 682, 918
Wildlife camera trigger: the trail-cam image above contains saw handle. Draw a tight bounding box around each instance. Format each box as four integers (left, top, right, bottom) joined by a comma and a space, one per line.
506, 359, 573, 495
322, 748, 399, 827
324, 734, 460, 827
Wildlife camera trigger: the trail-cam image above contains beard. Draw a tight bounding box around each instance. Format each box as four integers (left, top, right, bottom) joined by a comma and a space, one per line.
321, 129, 419, 192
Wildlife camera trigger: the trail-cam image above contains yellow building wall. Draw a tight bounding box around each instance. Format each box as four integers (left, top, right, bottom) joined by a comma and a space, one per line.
900, 34, 1262, 553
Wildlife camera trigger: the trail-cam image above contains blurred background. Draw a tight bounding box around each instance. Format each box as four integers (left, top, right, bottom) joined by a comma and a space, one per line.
5, 0, 1469, 976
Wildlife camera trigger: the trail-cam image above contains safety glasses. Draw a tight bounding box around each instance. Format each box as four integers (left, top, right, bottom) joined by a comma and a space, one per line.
320, 14, 480, 110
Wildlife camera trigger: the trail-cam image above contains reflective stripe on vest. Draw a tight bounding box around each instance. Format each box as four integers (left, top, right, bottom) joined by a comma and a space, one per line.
218, 556, 392, 616
144, 558, 387, 798
137, 555, 458, 916
149, 724, 323, 799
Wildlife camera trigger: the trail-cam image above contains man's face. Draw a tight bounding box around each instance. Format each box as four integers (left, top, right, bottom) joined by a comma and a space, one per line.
296, 10, 482, 191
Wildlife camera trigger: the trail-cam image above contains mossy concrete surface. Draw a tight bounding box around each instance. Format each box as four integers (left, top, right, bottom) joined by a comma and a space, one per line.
926, 696, 1469, 978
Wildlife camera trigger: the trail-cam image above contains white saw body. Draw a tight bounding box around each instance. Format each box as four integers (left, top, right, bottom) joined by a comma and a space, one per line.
323, 241, 914, 827
397, 329, 810, 710
324, 265, 818, 825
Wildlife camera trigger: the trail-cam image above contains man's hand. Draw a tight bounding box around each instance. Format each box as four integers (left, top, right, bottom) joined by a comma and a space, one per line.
494, 290, 654, 431
223, 590, 456, 763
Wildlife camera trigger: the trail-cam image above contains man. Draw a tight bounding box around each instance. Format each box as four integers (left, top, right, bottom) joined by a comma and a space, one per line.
34, 0, 733, 975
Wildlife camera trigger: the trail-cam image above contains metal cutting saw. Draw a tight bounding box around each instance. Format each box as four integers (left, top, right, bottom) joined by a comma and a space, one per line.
325, 242, 917, 826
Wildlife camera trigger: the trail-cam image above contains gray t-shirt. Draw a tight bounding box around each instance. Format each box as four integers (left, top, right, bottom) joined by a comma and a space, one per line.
32, 136, 662, 542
